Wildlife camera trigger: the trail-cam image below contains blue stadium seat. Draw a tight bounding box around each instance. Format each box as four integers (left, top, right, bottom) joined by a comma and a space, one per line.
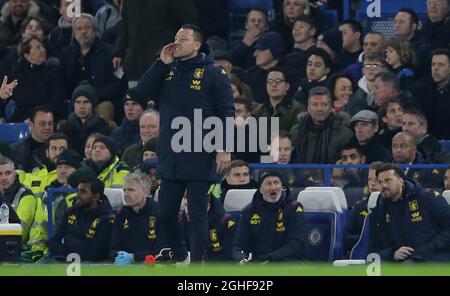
355, 0, 428, 37
349, 215, 370, 260
0, 123, 30, 144
303, 211, 344, 261
298, 187, 347, 260
439, 140, 450, 154
224, 189, 256, 222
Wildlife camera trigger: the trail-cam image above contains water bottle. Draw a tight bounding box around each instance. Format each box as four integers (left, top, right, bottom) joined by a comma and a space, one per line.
0, 202, 9, 224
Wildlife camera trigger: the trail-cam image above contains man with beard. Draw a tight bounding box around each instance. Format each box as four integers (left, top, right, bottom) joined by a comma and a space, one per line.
0, 0, 41, 46
48, 176, 114, 261
369, 163, 450, 262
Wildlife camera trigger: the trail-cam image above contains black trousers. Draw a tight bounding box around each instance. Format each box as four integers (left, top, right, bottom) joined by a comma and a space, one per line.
158, 178, 211, 262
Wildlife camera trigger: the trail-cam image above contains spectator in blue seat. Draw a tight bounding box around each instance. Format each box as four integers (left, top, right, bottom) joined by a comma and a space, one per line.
61, 81, 113, 155
333, 142, 368, 194
110, 173, 161, 265
402, 108, 450, 164
2, 36, 64, 122
47, 0, 74, 59
233, 171, 308, 263
393, 8, 432, 78
328, 72, 355, 113
293, 47, 332, 106
267, 131, 318, 187
61, 13, 127, 124
414, 49, 450, 140
350, 110, 390, 164
241, 31, 286, 103
284, 16, 317, 79
338, 20, 363, 69
230, 10, 269, 71
0, 0, 42, 47
369, 163, 450, 262
377, 98, 404, 150
421, 0, 450, 50
216, 160, 257, 204
391, 131, 444, 188
346, 52, 387, 116
111, 90, 146, 153
48, 176, 115, 262
11, 105, 54, 172
385, 37, 416, 92
121, 109, 159, 169
290, 86, 353, 164
444, 167, 450, 191
344, 161, 383, 258
252, 66, 305, 133
344, 32, 385, 82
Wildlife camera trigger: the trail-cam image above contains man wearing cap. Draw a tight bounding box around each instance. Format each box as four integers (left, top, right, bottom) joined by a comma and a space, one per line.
317, 27, 343, 71
233, 171, 308, 263
85, 135, 129, 188
62, 81, 113, 155
230, 9, 269, 70
131, 24, 234, 264
28, 149, 83, 261
290, 87, 353, 164
121, 110, 159, 170
111, 90, 146, 152
242, 31, 286, 103
25, 133, 70, 196
350, 109, 390, 163
48, 176, 114, 262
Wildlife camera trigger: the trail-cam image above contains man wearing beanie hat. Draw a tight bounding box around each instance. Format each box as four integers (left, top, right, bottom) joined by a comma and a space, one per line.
85, 135, 129, 188
29, 149, 84, 260
350, 109, 390, 163
62, 81, 113, 155
25, 133, 70, 196
243, 31, 287, 103
233, 170, 308, 263
111, 90, 145, 152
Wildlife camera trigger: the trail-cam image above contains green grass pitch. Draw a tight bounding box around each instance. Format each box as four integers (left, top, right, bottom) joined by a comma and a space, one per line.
1, 263, 450, 276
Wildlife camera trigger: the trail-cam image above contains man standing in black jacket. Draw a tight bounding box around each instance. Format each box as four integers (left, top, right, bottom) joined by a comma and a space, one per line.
132, 24, 234, 264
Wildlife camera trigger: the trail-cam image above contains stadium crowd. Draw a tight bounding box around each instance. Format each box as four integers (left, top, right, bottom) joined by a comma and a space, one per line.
0, 0, 450, 264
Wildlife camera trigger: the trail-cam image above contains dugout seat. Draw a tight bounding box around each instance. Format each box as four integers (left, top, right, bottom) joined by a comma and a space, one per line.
224, 189, 256, 222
